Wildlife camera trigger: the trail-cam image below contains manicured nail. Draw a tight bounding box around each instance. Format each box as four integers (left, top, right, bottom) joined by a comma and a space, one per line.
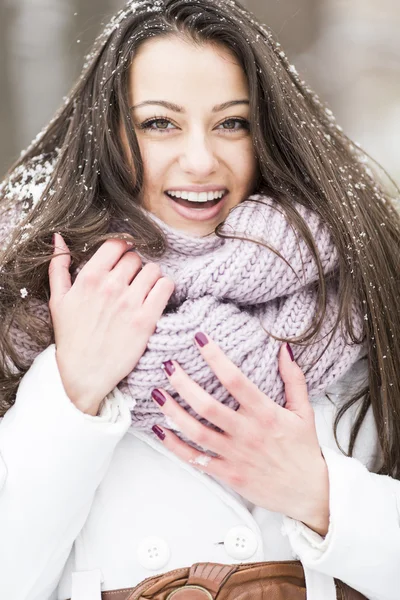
162, 360, 175, 376
151, 388, 166, 407
195, 332, 208, 347
286, 343, 295, 362
152, 425, 166, 441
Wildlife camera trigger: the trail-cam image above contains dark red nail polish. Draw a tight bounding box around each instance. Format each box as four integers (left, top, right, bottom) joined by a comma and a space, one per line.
286, 343, 295, 362
151, 388, 166, 406
195, 332, 208, 347
162, 360, 175, 376
152, 425, 166, 441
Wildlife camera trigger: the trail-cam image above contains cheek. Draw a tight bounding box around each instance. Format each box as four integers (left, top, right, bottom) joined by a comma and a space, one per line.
230, 141, 257, 187
140, 142, 170, 189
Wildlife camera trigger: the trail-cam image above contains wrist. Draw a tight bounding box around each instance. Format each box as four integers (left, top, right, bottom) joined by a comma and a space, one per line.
301, 507, 330, 538
296, 455, 330, 537
55, 351, 103, 415
66, 388, 104, 416
74, 401, 102, 416
65, 389, 103, 416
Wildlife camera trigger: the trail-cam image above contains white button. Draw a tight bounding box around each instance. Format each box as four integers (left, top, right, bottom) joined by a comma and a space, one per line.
224, 526, 258, 560
136, 536, 171, 570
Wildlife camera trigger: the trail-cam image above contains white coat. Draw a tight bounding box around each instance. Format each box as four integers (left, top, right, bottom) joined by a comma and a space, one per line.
0, 345, 399, 600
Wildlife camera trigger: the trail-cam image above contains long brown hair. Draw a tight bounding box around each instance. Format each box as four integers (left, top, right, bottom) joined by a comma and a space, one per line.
0, 0, 399, 476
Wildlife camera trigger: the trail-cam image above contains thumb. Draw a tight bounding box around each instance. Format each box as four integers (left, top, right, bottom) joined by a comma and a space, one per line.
278, 343, 311, 417
48, 232, 72, 300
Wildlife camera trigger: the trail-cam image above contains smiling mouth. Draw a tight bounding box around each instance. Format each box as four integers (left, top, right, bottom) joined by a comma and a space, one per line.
165, 190, 228, 209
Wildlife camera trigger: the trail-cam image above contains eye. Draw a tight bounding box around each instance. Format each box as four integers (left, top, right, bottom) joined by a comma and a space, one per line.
217, 118, 250, 132
136, 116, 250, 134
138, 117, 176, 132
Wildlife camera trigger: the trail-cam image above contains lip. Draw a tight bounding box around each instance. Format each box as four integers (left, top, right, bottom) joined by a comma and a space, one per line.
165, 184, 228, 193
165, 192, 228, 222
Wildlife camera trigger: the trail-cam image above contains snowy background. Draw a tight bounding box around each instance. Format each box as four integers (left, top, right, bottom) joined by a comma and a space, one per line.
0, 0, 399, 184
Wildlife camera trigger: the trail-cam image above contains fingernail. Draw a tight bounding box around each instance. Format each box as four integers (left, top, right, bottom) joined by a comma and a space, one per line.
286, 343, 295, 362
162, 360, 175, 376
151, 388, 166, 407
195, 332, 208, 347
152, 425, 166, 441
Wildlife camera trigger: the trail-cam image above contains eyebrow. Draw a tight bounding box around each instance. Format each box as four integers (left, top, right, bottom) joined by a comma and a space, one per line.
130, 99, 250, 113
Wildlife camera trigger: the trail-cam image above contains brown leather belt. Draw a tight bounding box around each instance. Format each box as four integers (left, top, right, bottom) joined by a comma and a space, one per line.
72, 561, 367, 600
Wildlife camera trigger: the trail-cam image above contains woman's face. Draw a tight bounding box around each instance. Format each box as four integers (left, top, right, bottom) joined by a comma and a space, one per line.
125, 36, 258, 236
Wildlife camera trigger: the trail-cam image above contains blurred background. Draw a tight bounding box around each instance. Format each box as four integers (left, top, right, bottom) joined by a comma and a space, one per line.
0, 0, 399, 183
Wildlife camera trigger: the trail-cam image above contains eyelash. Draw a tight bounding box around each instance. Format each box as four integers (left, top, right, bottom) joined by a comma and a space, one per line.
137, 116, 250, 134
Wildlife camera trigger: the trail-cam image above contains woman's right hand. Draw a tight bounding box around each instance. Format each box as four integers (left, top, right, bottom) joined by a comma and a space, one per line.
48, 233, 175, 416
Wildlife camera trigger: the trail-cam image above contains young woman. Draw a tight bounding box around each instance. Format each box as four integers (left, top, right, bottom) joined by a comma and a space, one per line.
0, 1, 399, 599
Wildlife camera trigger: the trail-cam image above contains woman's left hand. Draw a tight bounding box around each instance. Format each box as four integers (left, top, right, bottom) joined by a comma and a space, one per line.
151, 333, 330, 537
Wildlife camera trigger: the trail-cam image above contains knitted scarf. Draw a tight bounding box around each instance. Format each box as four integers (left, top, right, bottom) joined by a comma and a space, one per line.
3, 177, 364, 435
118, 195, 364, 434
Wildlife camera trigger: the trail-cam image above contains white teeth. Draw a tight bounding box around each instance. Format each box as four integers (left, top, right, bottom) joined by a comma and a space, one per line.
166, 190, 226, 202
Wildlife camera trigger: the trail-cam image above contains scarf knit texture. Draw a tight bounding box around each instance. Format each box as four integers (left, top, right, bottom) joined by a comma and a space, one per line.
1, 166, 364, 438
120, 197, 364, 435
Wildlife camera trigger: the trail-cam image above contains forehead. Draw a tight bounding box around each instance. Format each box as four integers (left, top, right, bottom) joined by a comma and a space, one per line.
129, 36, 249, 105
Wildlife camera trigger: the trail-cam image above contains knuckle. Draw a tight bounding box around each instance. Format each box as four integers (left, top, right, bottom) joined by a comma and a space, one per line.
227, 470, 246, 488
101, 281, 117, 297
192, 424, 209, 447
139, 309, 157, 329
143, 262, 162, 279
79, 269, 99, 288
131, 311, 147, 330
220, 370, 243, 392
48, 297, 57, 313
246, 432, 264, 452
125, 251, 142, 267
262, 410, 277, 429
118, 294, 132, 312
154, 277, 175, 302
160, 276, 175, 291
200, 401, 218, 422
101, 277, 121, 296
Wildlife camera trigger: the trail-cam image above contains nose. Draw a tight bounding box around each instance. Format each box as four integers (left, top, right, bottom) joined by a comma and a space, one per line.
178, 130, 219, 178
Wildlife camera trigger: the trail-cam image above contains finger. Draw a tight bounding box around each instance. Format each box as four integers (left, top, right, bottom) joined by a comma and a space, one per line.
278, 343, 311, 418
80, 238, 131, 276
151, 425, 227, 478
48, 233, 72, 299
108, 250, 142, 285
160, 359, 240, 435
193, 332, 275, 413
128, 262, 164, 304
142, 275, 175, 316
151, 387, 230, 456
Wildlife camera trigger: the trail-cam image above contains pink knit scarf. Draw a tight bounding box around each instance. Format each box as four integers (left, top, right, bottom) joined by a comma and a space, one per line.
4, 184, 364, 435
118, 195, 364, 433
